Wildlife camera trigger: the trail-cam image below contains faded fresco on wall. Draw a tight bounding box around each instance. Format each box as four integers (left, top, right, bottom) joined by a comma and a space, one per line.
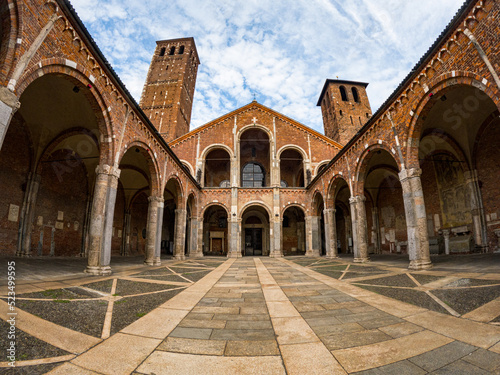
433, 154, 471, 228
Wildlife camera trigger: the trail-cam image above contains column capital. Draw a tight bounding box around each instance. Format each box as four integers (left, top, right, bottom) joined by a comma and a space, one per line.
349, 195, 366, 204
95, 164, 121, 179
0, 87, 20, 111
148, 195, 164, 204
323, 208, 336, 214
398, 168, 422, 181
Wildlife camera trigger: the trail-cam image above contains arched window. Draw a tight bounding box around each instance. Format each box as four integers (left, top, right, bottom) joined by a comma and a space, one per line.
339, 86, 348, 101
159, 47, 166, 56
179, 45, 185, 54
351, 87, 360, 102
242, 163, 265, 187
169, 46, 175, 55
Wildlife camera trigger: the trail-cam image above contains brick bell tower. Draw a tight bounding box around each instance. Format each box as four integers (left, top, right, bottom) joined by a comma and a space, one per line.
317, 79, 372, 146
140, 37, 200, 142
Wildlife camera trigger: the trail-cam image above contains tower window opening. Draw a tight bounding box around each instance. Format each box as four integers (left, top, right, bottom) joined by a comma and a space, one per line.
339, 110, 343, 116
179, 45, 185, 54
366, 113, 369, 118
166, 65, 169, 71
351, 87, 360, 102
169, 46, 175, 55
339, 86, 348, 101
359, 117, 362, 126
159, 47, 166, 56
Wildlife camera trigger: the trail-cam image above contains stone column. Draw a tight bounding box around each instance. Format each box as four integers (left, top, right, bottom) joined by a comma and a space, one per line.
18, 173, 41, 256
494, 229, 500, 252
173, 208, 187, 260
443, 229, 450, 255
270, 187, 282, 257
121, 211, 131, 256
305, 215, 320, 257
0, 87, 20, 152
399, 168, 432, 270
189, 217, 203, 257
227, 217, 242, 258
85, 164, 121, 275
154, 199, 165, 265
372, 207, 381, 254
349, 196, 370, 263
464, 170, 488, 249
324, 208, 338, 259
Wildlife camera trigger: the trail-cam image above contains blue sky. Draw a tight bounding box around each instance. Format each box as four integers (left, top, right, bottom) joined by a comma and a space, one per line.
70, 0, 466, 134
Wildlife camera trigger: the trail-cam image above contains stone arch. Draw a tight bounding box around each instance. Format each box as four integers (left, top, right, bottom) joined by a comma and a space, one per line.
241, 203, 271, 256
326, 174, 349, 208
119, 141, 161, 196
202, 144, 232, 188
201, 203, 229, 256
471, 110, 500, 169
238, 125, 272, 188
406, 72, 500, 168
163, 174, 184, 207
312, 190, 325, 216
0, 0, 21, 82
276, 144, 307, 160
180, 160, 194, 176
239, 201, 272, 219
237, 123, 274, 142
200, 143, 234, 159
201, 202, 230, 218
16, 64, 114, 165
354, 143, 402, 197
315, 160, 330, 176
186, 192, 197, 217
281, 202, 307, 217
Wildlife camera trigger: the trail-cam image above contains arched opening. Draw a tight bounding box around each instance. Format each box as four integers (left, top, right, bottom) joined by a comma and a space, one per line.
202, 205, 228, 256
161, 178, 182, 257
241, 205, 270, 256
329, 178, 353, 255
0, 74, 105, 257
313, 193, 326, 256
351, 87, 360, 103
178, 45, 185, 54
339, 86, 348, 101
280, 149, 304, 187
169, 46, 175, 55
116, 147, 155, 259
159, 47, 166, 56
282, 206, 305, 255
204, 148, 230, 187
415, 83, 499, 253
240, 128, 270, 187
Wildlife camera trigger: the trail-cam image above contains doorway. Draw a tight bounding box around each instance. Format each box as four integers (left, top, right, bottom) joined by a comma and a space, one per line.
245, 228, 262, 256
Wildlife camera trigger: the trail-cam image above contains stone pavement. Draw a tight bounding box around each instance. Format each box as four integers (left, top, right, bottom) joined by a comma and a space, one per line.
1, 255, 500, 374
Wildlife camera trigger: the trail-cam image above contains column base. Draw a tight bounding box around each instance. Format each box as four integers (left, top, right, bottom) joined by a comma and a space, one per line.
353, 257, 370, 263
305, 249, 320, 257
269, 251, 283, 258
84, 265, 112, 276
408, 259, 433, 270
153, 257, 161, 266
174, 254, 186, 261
227, 251, 242, 258
144, 259, 156, 266
189, 252, 204, 258
326, 254, 339, 259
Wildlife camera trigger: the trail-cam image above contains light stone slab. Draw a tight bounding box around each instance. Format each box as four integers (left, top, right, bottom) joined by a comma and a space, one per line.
405, 311, 500, 349
332, 330, 453, 373
462, 297, 500, 322
158, 337, 226, 355
137, 351, 286, 374
272, 317, 319, 345
0, 300, 101, 354
71, 333, 161, 375
46, 362, 101, 374
120, 307, 188, 339
266, 301, 301, 318
280, 342, 347, 375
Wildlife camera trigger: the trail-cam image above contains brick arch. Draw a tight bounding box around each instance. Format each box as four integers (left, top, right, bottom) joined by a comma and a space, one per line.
406, 72, 500, 169
239, 201, 272, 219
200, 143, 234, 159
238, 124, 274, 142
201, 202, 230, 218
326, 174, 349, 208
119, 141, 161, 197
315, 160, 330, 176
276, 144, 307, 160
312, 190, 325, 216
471, 110, 500, 169
180, 160, 194, 176
15, 62, 114, 165
35, 127, 99, 174
420, 128, 471, 171
281, 203, 306, 217
164, 174, 184, 207
186, 192, 198, 218
354, 144, 401, 196
0, 0, 21, 83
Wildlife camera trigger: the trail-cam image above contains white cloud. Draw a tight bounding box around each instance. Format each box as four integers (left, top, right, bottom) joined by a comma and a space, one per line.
70, 0, 465, 134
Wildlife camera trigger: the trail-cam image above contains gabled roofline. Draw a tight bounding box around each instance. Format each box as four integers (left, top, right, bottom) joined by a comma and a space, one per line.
58, 0, 201, 189
308, 0, 475, 190
317, 79, 369, 106
169, 101, 343, 149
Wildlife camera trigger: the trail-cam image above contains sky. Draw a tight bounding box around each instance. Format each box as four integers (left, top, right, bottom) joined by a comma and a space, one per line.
70, 0, 466, 134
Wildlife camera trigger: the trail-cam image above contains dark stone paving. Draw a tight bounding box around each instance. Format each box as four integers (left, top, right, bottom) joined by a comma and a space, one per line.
432, 285, 500, 315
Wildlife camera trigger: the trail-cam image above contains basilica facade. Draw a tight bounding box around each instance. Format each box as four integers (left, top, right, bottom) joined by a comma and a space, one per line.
0, 0, 499, 275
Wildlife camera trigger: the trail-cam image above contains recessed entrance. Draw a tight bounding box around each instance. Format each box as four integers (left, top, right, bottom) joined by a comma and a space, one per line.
245, 228, 263, 256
